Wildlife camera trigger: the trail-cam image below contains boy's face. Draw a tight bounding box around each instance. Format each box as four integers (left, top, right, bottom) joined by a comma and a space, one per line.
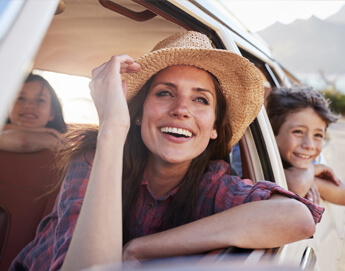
275, 107, 326, 169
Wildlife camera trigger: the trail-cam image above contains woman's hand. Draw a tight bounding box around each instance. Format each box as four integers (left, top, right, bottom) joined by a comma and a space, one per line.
313, 164, 341, 186
89, 55, 141, 131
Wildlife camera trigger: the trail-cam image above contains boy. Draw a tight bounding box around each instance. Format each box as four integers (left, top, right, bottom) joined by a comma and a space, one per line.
266, 86, 345, 205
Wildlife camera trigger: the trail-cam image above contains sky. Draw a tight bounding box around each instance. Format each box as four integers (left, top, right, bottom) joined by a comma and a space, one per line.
221, 1, 345, 31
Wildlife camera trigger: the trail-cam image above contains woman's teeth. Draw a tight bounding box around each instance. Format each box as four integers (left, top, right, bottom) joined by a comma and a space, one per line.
160, 127, 192, 137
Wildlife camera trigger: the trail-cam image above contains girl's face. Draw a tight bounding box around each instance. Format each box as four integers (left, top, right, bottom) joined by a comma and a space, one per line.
275, 107, 326, 169
9, 81, 55, 128
140, 65, 218, 167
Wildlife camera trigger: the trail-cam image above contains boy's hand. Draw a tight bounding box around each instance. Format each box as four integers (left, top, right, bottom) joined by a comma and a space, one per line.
305, 182, 321, 204
313, 164, 341, 186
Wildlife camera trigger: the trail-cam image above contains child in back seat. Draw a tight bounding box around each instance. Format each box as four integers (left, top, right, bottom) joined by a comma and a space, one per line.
0, 73, 67, 152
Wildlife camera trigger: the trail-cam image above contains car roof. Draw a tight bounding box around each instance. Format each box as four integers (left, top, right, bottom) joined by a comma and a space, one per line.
33, 0, 274, 78
34, 0, 183, 77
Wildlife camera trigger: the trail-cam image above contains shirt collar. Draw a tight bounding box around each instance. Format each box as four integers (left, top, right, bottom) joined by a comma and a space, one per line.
141, 170, 181, 201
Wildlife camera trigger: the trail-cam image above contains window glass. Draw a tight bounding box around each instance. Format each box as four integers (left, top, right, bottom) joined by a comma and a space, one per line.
0, 1, 24, 42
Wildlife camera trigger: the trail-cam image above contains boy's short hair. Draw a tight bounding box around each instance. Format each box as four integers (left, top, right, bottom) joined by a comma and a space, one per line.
266, 86, 337, 136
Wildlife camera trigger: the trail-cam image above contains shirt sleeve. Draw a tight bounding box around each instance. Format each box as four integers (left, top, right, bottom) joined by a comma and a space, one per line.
49, 155, 92, 271
214, 176, 324, 224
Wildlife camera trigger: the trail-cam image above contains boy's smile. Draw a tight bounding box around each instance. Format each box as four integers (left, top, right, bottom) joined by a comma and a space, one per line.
275, 107, 326, 169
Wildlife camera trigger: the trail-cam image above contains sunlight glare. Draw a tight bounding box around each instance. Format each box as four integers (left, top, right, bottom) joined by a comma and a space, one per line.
38, 70, 98, 125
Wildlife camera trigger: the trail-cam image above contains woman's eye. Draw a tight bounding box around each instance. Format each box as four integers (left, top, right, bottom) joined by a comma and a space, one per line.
156, 90, 172, 97
17, 96, 25, 102
38, 98, 47, 103
195, 97, 209, 105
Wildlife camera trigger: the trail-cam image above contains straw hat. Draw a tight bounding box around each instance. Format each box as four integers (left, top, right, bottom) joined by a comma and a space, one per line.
123, 31, 264, 149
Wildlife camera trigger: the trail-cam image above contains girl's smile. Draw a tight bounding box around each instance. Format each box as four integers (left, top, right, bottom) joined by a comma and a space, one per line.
9, 81, 55, 128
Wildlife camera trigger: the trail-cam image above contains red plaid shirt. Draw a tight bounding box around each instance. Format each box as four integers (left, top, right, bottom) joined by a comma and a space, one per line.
10, 156, 324, 271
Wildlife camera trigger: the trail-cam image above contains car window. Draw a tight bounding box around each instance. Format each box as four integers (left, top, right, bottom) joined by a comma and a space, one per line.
0, 1, 24, 42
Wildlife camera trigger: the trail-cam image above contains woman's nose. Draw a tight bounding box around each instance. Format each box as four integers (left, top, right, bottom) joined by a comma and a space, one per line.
170, 96, 190, 119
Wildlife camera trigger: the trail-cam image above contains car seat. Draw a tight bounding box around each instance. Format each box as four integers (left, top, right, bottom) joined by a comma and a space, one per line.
0, 149, 60, 271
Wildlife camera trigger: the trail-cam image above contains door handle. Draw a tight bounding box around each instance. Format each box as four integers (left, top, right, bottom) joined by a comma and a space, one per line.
300, 246, 316, 270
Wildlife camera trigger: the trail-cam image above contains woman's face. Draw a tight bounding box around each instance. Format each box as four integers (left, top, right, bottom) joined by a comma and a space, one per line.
140, 65, 218, 167
9, 81, 55, 128
275, 107, 326, 169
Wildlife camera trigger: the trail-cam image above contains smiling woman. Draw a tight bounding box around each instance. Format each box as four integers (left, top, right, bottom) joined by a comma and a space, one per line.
10, 31, 324, 271
140, 66, 218, 170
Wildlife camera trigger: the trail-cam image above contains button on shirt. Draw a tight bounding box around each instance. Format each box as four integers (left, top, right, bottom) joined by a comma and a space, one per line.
10, 156, 324, 271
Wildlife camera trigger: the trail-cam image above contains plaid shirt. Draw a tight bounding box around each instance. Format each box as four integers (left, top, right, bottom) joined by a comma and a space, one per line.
10, 156, 324, 271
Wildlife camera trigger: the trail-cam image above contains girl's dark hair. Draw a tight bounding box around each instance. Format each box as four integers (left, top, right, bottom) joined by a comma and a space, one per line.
7, 73, 67, 133
55, 70, 232, 245
266, 86, 337, 136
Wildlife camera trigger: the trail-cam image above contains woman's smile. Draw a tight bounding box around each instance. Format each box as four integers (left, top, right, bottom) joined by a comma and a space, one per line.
160, 126, 193, 138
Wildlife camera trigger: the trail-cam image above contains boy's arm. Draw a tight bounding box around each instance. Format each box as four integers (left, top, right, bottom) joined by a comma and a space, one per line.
315, 177, 345, 205
284, 164, 314, 197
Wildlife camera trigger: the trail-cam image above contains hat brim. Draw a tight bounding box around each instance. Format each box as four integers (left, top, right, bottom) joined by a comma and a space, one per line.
123, 48, 264, 149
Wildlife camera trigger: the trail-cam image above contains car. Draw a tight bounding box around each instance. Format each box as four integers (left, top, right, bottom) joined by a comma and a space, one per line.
0, 0, 343, 270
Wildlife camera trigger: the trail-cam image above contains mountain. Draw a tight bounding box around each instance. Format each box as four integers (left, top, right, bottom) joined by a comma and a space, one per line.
326, 5, 345, 24
258, 7, 345, 75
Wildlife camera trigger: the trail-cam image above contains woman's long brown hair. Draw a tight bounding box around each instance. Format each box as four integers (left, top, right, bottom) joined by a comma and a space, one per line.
54, 71, 232, 245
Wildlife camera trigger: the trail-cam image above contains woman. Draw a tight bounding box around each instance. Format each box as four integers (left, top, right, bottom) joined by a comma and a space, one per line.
11, 31, 324, 271
0, 73, 67, 152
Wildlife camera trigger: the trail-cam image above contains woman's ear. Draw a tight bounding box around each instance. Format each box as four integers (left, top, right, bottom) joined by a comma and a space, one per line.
211, 129, 218, 139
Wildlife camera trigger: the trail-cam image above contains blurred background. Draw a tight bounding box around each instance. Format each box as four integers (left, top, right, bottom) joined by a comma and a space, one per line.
37, 1, 345, 123
227, 1, 345, 116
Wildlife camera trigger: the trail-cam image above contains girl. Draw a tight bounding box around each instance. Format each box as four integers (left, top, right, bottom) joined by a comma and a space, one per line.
267, 86, 344, 205
0, 73, 67, 152
11, 32, 323, 271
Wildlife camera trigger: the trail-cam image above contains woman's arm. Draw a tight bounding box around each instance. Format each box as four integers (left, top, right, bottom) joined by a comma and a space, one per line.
62, 55, 140, 271
0, 128, 61, 152
123, 194, 315, 261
